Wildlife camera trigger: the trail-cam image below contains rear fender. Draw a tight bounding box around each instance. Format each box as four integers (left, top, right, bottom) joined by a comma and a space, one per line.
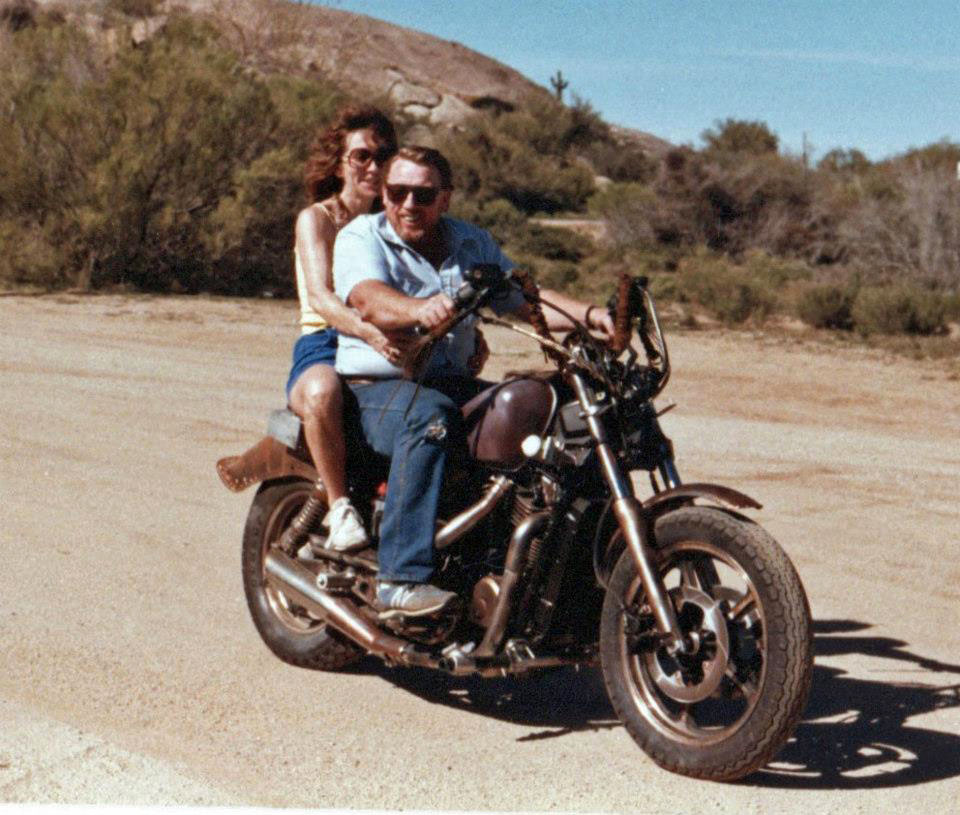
216, 410, 317, 492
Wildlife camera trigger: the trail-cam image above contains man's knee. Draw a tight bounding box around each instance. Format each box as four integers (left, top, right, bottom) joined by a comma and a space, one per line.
405, 390, 460, 442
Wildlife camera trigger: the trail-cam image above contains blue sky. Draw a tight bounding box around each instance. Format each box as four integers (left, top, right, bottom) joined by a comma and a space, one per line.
322, 0, 960, 161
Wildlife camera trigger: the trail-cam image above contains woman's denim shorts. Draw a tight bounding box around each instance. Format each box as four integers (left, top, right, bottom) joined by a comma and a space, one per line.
285, 328, 338, 402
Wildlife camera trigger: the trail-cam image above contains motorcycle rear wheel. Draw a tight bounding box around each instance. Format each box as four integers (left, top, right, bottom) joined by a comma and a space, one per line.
241, 478, 363, 670
600, 505, 812, 781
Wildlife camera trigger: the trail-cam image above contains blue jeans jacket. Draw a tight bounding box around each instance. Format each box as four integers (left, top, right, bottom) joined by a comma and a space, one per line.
347, 377, 486, 583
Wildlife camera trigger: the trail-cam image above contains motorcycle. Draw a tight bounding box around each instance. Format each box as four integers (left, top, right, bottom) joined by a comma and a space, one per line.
216, 269, 813, 781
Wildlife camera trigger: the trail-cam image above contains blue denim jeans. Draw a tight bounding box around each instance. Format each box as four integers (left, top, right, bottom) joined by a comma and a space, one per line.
347, 378, 483, 583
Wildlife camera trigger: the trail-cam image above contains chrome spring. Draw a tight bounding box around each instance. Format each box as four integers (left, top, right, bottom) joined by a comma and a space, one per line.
510, 490, 538, 528
284, 482, 326, 548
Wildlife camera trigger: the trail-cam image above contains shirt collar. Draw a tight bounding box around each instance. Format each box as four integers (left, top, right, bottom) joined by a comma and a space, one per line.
374, 214, 478, 256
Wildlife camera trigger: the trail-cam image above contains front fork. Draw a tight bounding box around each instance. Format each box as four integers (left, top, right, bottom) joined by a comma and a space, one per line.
569, 373, 689, 654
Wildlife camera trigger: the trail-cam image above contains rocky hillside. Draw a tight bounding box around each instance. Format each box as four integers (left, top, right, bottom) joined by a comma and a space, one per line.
25, 0, 669, 149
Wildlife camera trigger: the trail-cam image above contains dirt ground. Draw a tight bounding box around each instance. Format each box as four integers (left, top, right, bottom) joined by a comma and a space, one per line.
1, 292, 958, 813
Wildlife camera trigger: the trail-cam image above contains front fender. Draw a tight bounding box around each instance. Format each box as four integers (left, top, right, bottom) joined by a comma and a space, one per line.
594, 483, 761, 586
642, 482, 761, 513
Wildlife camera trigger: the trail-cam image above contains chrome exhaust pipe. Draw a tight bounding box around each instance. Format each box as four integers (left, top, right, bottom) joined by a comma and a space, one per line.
435, 475, 513, 549
263, 550, 435, 667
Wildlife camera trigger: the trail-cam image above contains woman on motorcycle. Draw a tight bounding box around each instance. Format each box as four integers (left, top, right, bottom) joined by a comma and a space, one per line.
284, 105, 400, 553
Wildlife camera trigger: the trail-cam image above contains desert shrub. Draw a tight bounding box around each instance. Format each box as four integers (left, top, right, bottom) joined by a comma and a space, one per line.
837, 163, 960, 289
817, 148, 871, 176
538, 260, 580, 289
943, 292, 960, 321
851, 285, 947, 335
448, 197, 527, 246
514, 224, 591, 262
741, 250, 812, 286
797, 282, 857, 329
1, 0, 36, 31
511, 255, 580, 291
701, 118, 779, 160
0, 12, 340, 292
674, 252, 777, 325
107, 0, 160, 16
581, 140, 657, 183
437, 97, 598, 214
587, 182, 657, 247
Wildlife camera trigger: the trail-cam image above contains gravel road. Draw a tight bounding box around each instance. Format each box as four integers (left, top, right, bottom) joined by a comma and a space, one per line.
1, 293, 958, 812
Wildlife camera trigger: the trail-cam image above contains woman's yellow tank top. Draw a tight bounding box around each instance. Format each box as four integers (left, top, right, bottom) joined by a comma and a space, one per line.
294, 197, 351, 335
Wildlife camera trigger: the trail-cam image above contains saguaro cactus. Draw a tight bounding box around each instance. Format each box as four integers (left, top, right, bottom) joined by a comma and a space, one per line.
550, 69, 569, 101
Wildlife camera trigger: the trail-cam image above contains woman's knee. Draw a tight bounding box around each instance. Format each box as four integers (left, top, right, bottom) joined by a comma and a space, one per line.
294, 366, 342, 418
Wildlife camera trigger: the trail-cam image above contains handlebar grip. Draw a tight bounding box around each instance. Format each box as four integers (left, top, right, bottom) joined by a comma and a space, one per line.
512, 268, 566, 366
609, 273, 632, 353
512, 269, 550, 339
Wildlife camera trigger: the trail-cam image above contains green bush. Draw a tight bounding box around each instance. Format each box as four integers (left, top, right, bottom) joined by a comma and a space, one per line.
587, 182, 657, 247
742, 250, 812, 286
437, 98, 598, 214
797, 283, 856, 329
511, 255, 580, 291
943, 292, 960, 321
448, 197, 527, 246
675, 252, 777, 325
0, 12, 340, 293
852, 285, 947, 335
513, 224, 591, 262
107, 0, 160, 16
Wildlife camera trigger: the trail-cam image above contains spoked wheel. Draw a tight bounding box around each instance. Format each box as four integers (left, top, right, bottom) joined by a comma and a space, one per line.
241, 479, 362, 670
600, 506, 812, 781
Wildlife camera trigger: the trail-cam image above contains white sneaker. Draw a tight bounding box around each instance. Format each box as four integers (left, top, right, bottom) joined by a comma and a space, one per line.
323, 497, 369, 553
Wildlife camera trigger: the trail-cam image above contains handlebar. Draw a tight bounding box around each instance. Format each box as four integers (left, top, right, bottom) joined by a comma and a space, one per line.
406, 265, 669, 397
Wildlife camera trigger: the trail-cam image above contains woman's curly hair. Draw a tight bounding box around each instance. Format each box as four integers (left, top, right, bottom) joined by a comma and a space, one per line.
303, 105, 397, 203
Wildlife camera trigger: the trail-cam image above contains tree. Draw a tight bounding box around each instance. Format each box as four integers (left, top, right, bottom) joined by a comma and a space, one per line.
701, 118, 779, 157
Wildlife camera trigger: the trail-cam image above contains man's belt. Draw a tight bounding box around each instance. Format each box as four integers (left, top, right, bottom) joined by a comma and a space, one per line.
342, 376, 381, 385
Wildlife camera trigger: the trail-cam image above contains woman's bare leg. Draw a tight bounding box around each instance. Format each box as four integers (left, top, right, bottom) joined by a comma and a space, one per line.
289, 364, 347, 502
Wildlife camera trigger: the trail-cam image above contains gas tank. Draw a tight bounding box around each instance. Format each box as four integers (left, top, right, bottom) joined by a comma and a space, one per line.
462, 377, 558, 469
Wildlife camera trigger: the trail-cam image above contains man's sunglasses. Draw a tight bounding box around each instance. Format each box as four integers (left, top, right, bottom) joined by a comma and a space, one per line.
345, 146, 396, 169
384, 184, 442, 206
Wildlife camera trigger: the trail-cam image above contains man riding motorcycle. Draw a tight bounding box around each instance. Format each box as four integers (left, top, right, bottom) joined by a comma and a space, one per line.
331, 145, 614, 617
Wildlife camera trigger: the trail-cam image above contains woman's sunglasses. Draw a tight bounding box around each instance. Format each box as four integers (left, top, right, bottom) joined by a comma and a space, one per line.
384, 184, 442, 206
345, 146, 396, 169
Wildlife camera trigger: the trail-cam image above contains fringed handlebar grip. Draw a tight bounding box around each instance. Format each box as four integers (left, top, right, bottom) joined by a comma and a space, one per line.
512, 269, 567, 365
512, 269, 551, 340
610, 273, 633, 353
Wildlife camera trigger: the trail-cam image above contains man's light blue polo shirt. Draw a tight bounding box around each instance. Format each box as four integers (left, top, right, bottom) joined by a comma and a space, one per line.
333, 213, 525, 378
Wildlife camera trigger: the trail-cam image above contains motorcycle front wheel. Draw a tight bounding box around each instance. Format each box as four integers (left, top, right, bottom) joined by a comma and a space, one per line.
600, 505, 812, 781
241, 478, 363, 670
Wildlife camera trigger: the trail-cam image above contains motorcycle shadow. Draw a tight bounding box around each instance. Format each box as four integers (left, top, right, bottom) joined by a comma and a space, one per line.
750, 618, 960, 789
343, 618, 960, 788
347, 658, 620, 739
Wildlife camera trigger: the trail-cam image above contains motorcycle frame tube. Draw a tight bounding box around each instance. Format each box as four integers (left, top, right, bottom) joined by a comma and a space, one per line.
263, 550, 435, 667
474, 510, 551, 657
568, 372, 686, 652
435, 474, 513, 550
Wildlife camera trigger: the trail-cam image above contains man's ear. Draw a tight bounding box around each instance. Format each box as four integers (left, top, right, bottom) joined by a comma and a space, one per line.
439, 188, 452, 213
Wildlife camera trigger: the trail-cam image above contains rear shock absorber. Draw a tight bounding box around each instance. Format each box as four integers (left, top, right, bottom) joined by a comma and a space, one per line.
280, 480, 326, 553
